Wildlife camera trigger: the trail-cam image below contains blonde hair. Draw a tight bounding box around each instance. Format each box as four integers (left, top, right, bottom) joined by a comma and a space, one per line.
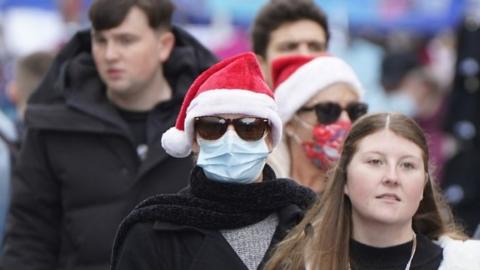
264, 112, 465, 270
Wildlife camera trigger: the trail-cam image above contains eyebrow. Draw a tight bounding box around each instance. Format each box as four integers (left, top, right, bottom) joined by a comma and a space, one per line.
278, 39, 325, 44
360, 151, 421, 160
91, 30, 137, 38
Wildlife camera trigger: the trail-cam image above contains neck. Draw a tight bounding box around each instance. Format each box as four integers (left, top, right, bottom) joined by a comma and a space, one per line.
108, 70, 172, 111
351, 217, 415, 247
288, 139, 326, 192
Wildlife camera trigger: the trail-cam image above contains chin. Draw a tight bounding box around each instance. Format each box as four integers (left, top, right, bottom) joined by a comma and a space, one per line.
107, 84, 130, 95
368, 211, 406, 225
374, 218, 403, 225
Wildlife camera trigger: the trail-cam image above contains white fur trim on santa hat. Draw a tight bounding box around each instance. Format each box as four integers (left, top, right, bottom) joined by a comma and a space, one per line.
161, 90, 282, 158
169, 89, 282, 156
275, 56, 364, 123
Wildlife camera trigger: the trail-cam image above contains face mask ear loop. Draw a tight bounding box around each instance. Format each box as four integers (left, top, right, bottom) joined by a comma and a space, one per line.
286, 129, 303, 145
293, 114, 315, 129
288, 115, 315, 146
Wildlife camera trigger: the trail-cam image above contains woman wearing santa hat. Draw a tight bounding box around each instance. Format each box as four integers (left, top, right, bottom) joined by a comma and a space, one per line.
110, 52, 316, 270
268, 54, 368, 192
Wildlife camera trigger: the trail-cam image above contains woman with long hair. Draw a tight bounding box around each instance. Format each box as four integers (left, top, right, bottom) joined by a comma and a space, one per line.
265, 112, 480, 269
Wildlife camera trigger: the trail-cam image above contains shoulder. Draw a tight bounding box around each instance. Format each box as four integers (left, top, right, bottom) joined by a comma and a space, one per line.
123, 221, 157, 242
125, 220, 209, 243
436, 236, 480, 269
152, 221, 208, 235
170, 25, 217, 68
117, 221, 206, 254
114, 221, 206, 270
119, 220, 209, 260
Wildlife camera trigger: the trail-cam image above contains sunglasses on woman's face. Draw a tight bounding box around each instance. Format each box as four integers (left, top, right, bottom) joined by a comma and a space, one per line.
298, 102, 368, 125
194, 116, 270, 141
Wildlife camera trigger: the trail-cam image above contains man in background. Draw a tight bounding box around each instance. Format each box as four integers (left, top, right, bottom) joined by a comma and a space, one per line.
0, 51, 53, 248
251, 0, 330, 86
7, 51, 54, 140
0, 0, 217, 269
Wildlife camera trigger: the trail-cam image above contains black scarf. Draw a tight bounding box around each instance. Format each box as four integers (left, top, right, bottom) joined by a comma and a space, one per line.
111, 165, 316, 268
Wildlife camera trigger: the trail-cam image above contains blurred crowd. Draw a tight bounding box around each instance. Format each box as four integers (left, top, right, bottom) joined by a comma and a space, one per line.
0, 0, 479, 269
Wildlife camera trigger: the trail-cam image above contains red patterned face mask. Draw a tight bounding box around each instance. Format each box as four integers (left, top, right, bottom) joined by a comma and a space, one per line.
300, 120, 351, 170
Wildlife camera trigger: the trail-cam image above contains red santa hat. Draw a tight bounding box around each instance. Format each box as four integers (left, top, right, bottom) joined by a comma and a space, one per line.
161, 52, 283, 158
272, 54, 364, 123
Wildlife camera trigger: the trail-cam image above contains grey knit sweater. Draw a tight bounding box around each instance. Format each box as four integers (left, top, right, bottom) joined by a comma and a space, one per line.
221, 213, 279, 270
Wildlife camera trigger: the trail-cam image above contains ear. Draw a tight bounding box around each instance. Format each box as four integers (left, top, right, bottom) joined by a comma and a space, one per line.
157, 31, 175, 63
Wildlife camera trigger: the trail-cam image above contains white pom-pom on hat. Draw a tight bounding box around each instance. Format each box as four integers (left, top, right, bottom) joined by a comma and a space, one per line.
161, 127, 191, 158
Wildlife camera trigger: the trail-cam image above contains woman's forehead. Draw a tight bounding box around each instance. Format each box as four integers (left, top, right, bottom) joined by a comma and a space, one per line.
354, 130, 423, 158
306, 83, 359, 107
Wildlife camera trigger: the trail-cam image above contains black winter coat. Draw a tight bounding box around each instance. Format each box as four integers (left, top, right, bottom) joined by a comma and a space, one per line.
112, 166, 316, 270
115, 207, 304, 270
0, 26, 217, 270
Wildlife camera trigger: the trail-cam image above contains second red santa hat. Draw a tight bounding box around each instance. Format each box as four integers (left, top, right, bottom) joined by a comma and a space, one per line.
271, 54, 365, 123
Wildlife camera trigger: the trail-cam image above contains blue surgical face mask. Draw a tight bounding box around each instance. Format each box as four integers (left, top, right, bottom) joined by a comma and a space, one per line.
197, 129, 270, 184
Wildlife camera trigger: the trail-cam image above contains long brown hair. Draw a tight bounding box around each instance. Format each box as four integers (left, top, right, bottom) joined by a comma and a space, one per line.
264, 112, 465, 270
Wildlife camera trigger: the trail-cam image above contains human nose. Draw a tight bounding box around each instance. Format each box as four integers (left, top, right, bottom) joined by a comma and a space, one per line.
105, 43, 119, 61
382, 165, 399, 185
297, 43, 311, 56
338, 110, 351, 123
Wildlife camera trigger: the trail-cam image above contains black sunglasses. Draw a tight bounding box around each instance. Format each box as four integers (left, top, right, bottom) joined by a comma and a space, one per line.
194, 116, 270, 141
298, 102, 368, 125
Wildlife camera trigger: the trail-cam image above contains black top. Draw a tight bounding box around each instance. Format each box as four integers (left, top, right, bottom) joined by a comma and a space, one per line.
115, 106, 148, 147
350, 234, 443, 270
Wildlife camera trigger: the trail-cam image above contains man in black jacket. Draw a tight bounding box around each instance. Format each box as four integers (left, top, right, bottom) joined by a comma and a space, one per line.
0, 0, 217, 269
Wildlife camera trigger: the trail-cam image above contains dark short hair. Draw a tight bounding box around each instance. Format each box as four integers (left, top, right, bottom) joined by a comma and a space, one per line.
89, 0, 175, 31
251, 0, 330, 58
